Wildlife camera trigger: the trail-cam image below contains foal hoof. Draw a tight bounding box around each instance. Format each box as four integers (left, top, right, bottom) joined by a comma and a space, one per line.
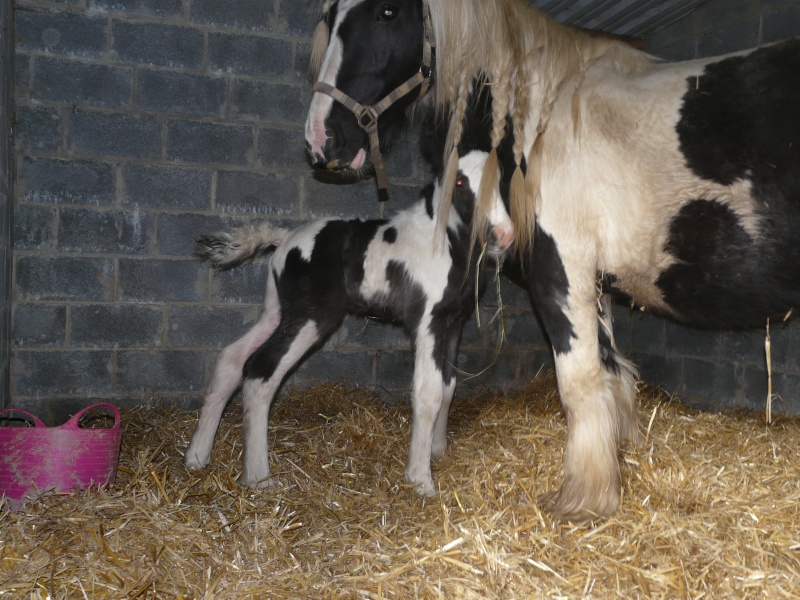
405, 472, 437, 497
414, 480, 437, 497
184, 453, 209, 471
430, 443, 447, 461
237, 473, 278, 490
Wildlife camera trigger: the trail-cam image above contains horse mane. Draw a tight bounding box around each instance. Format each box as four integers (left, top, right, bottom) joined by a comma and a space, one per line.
309, 0, 338, 83
428, 0, 653, 252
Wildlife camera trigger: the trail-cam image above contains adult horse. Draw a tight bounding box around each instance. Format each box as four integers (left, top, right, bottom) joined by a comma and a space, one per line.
304, 0, 800, 523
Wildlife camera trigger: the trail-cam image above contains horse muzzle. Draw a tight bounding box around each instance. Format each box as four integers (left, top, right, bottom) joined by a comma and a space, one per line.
305, 111, 369, 173
488, 222, 515, 257
307, 141, 367, 172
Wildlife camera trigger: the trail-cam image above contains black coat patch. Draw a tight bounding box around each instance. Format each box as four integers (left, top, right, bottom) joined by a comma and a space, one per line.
526, 225, 576, 355
383, 227, 398, 244
384, 260, 427, 334
657, 199, 799, 327
422, 183, 435, 218
430, 228, 484, 384
677, 39, 800, 191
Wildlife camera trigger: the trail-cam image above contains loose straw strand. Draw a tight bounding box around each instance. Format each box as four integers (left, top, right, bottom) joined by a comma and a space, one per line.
765, 318, 772, 425
449, 244, 505, 383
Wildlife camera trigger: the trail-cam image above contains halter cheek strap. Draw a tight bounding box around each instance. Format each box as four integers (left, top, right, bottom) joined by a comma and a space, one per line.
313, 0, 435, 196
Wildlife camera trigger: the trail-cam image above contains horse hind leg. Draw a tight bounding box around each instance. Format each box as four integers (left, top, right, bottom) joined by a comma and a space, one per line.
238, 318, 327, 489
185, 298, 282, 470
597, 294, 641, 447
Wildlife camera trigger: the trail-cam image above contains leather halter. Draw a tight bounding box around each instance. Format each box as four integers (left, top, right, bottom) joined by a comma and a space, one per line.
312, 0, 435, 196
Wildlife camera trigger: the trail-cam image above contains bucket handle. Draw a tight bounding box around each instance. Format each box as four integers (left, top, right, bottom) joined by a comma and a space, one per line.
0, 408, 48, 428
62, 403, 121, 431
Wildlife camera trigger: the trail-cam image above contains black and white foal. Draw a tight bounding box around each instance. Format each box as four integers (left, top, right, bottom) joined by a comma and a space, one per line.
184, 151, 513, 496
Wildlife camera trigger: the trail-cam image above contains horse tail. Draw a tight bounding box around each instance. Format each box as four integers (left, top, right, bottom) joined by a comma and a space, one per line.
194, 222, 290, 270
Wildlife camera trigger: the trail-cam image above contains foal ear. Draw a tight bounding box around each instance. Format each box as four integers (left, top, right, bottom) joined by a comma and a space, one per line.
309, 19, 331, 82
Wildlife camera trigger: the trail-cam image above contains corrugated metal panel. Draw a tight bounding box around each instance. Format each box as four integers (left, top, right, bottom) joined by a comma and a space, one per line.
528, 0, 708, 37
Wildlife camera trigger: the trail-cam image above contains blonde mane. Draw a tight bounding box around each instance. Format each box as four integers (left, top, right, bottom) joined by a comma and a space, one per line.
309, 0, 338, 83
428, 0, 652, 253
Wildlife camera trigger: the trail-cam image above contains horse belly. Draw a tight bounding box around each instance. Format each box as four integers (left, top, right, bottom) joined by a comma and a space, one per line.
651, 200, 800, 328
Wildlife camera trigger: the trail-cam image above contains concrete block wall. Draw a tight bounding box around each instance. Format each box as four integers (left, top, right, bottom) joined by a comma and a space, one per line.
1, 0, 12, 406
647, 0, 799, 60
13, 0, 796, 420
11, 0, 548, 421
633, 0, 800, 415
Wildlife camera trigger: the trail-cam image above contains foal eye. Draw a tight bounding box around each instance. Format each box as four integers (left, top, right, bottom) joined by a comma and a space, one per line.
378, 4, 398, 21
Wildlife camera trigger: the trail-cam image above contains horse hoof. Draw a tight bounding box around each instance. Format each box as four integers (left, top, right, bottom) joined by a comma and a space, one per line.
537, 489, 617, 525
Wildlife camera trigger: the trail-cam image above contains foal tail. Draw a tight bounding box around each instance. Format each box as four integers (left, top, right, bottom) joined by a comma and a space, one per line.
195, 222, 290, 270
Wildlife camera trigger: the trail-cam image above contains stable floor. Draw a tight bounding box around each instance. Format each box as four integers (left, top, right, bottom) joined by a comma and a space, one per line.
2, 374, 799, 597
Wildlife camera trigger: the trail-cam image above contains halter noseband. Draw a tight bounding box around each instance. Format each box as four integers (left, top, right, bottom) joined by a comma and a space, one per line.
313, 0, 435, 196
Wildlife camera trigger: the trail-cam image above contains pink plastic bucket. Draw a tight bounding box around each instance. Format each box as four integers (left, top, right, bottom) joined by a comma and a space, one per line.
0, 403, 121, 508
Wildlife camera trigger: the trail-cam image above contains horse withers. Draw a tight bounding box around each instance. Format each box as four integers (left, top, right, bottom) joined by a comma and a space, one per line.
304, 0, 800, 523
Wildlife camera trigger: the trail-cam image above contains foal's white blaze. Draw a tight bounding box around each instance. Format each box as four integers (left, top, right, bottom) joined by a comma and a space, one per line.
458, 151, 515, 251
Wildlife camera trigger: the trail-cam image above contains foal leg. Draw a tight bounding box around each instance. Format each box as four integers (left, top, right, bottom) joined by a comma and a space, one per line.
238, 318, 331, 488
185, 277, 281, 470
405, 320, 446, 496
431, 378, 456, 460
431, 325, 461, 460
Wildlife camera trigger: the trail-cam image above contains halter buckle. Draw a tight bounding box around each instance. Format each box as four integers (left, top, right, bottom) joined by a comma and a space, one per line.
356, 107, 380, 131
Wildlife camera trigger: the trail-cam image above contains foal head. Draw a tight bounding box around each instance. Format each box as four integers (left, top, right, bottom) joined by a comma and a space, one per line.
449, 150, 514, 258
305, 0, 430, 174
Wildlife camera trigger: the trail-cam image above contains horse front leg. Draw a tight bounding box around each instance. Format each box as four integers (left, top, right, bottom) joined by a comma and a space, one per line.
185, 278, 282, 470
431, 320, 462, 460
528, 230, 623, 523
431, 378, 456, 460
238, 318, 323, 489
405, 321, 445, 496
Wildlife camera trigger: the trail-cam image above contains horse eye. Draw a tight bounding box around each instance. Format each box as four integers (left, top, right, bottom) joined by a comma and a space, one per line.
378, 4, 398, 21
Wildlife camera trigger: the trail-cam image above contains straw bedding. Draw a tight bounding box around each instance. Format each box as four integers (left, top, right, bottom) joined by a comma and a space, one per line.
2, 372, 799, 598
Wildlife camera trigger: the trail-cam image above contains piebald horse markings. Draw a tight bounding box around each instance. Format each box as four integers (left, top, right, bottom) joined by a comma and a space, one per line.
186, 83, 514, 498
305, 0, 800, 523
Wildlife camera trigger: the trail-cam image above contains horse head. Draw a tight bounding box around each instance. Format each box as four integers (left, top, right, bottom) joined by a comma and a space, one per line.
305, 0, 432, 188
